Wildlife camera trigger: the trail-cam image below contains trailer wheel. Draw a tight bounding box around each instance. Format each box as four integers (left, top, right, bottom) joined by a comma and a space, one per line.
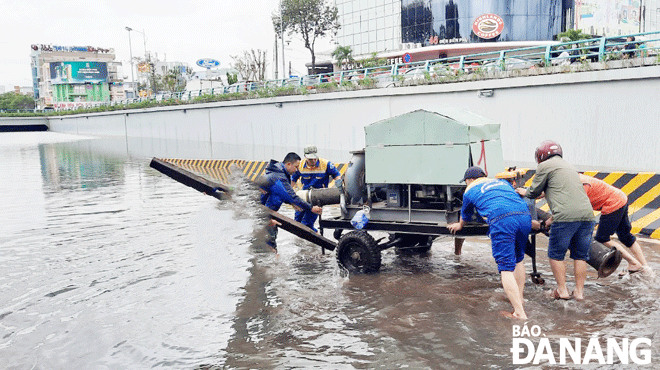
393, 234, 432, 254
337, 231, 381, 273
333, 228, 343, 241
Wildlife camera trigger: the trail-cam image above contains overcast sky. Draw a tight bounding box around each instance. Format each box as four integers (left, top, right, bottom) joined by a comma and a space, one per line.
0, 0, 337, 91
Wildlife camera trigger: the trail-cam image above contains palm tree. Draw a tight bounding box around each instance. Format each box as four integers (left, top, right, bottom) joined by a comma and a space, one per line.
332, 45, 354, 70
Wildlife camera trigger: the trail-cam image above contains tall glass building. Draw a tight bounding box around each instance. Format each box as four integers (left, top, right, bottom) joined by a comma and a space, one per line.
335, 0, 573, 57
401, 0, 568, 44
335, 0, 403, 56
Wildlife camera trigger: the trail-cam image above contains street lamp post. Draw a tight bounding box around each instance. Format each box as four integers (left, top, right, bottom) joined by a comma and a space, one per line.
280, 0, 286, 79
125, 27, 135, 98
126, 26, 149, 97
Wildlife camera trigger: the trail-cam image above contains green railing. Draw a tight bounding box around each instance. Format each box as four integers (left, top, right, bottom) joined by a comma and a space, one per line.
39, 30, 660, 112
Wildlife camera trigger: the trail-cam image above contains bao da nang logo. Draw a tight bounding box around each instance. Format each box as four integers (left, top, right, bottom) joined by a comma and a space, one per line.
472, 13, 504, 39
511, 324, 652, 365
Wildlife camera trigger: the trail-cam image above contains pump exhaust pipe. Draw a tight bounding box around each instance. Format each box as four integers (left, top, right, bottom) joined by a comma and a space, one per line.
254, 176, 341, 206
296, 187, 341, 207
587, 241, 622, 278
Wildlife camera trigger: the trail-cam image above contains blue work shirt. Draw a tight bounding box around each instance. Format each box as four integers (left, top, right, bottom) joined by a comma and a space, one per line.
291, 158, 341, 190
260, 160, 311, 212
461, 178, 530, 225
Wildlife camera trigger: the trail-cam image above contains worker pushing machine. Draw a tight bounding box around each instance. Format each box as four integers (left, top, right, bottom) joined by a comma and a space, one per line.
260, 152, 323, 250
448, 166, 532, 320
517, 140, 595, 301
578, 173, 651, 276
291, 145, 341, 232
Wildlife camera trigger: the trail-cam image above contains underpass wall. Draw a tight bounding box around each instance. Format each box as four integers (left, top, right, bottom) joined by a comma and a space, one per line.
45, 64, 660, 172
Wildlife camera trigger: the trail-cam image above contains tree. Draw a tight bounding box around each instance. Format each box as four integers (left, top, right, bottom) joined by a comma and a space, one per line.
231, 49, 268, 81
355, 52, 388, 69
134, 56, 159, 95
272, 0, 340, 75
0, 92, 35, 110
161, 67, 190, 93
332, 45, 354, 70
226, 72, 238, 85
558, 29, 592, 42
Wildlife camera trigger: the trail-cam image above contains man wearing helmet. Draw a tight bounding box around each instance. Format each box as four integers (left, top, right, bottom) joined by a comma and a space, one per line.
516, 140, 595, 301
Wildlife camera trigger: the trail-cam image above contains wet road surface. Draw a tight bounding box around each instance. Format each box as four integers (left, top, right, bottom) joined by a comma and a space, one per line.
1, 132, 659, 369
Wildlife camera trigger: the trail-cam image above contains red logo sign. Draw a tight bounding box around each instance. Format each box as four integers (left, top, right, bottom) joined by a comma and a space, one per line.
473, 14, 504, 39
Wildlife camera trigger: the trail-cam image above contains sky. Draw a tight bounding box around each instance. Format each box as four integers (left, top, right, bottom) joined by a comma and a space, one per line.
0, 0, 337, 92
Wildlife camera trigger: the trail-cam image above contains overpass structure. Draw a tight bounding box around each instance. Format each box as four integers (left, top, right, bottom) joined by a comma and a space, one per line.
0, 117, 48, 132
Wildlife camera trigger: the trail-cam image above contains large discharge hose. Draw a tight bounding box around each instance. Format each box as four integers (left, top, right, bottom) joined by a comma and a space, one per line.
254, 176, 341, 207
296, 187, 342, 207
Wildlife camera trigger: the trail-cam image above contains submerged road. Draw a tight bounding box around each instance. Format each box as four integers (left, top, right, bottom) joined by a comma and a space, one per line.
1, 132, 659, 369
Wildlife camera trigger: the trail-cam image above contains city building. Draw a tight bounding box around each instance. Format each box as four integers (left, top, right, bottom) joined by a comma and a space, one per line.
14, 86, 34, 95
30, 44, 124, 109
133, 54, 191, 97
576, 0, 660, 37
334, 0, 660, 65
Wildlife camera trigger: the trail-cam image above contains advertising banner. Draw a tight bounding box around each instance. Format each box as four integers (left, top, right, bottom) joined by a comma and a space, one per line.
576, 0, 641, 36
49, 61, 108, 84
53, 101, 96, 109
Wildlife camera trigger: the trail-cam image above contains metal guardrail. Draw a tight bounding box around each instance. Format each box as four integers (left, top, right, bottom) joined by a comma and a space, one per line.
43, 30, 660, 112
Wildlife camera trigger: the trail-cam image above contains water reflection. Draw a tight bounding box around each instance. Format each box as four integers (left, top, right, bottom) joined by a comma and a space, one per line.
1, 132, 659, 369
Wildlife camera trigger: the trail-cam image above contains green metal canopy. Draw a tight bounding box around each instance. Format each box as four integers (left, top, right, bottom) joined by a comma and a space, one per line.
364, 109, 504, 185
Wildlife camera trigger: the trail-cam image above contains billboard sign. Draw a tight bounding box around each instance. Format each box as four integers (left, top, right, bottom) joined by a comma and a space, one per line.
196, 58, 220, 69
137, 62, 151, 73
49, 61, 108, 84
472, 14, 505, 39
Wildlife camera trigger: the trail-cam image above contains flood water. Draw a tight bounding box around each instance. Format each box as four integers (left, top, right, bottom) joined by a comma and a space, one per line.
1, 132, 659, 369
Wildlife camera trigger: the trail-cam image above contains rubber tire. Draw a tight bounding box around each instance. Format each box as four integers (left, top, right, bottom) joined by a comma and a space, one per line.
393, 233, 432, 254
333, 228, 343, 241
336, 230, 381, 273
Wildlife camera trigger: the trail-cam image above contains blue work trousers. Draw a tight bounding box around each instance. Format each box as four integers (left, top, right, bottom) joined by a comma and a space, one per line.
295, 210, 318, 232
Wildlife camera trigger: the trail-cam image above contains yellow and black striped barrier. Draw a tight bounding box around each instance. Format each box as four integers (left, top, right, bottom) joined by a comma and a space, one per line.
157, 159, 660, 240
522, 170, 660, 239
159, 158, 349, 188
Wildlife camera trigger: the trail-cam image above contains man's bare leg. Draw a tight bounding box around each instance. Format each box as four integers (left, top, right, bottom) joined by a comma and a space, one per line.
454, 237, 465, 255
603, 240, 643, 271
501, 270, 527, 320
573, 260, 587, 300
628, 241, 649, 267
514, 261, 526, 301
549, 258, 570, 299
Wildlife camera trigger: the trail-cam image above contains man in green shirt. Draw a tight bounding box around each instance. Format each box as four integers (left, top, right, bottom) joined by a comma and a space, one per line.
517, 140, 595, 301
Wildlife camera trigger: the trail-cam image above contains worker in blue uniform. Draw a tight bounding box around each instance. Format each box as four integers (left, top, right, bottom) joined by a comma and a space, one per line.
260, 152, 322, 250
290, 146, 341, 232
448, 166, 532, 320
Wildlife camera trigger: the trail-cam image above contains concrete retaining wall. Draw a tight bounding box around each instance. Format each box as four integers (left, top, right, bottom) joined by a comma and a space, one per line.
40, 63, 660, 172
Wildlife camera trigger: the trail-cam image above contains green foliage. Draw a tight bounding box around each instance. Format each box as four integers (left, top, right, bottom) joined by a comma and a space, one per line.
227, 72, 238, 85
0, 92, 35, 110
340, 80, 354, 87
274, 85, 299, 96
273, 0, 340, 75
332, 45, 354, 70
161, 68, 188, 93
316, 82, 338, 92
558, 29, 592, 42
356, 52, 388, 69
357, 76, 375, 88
